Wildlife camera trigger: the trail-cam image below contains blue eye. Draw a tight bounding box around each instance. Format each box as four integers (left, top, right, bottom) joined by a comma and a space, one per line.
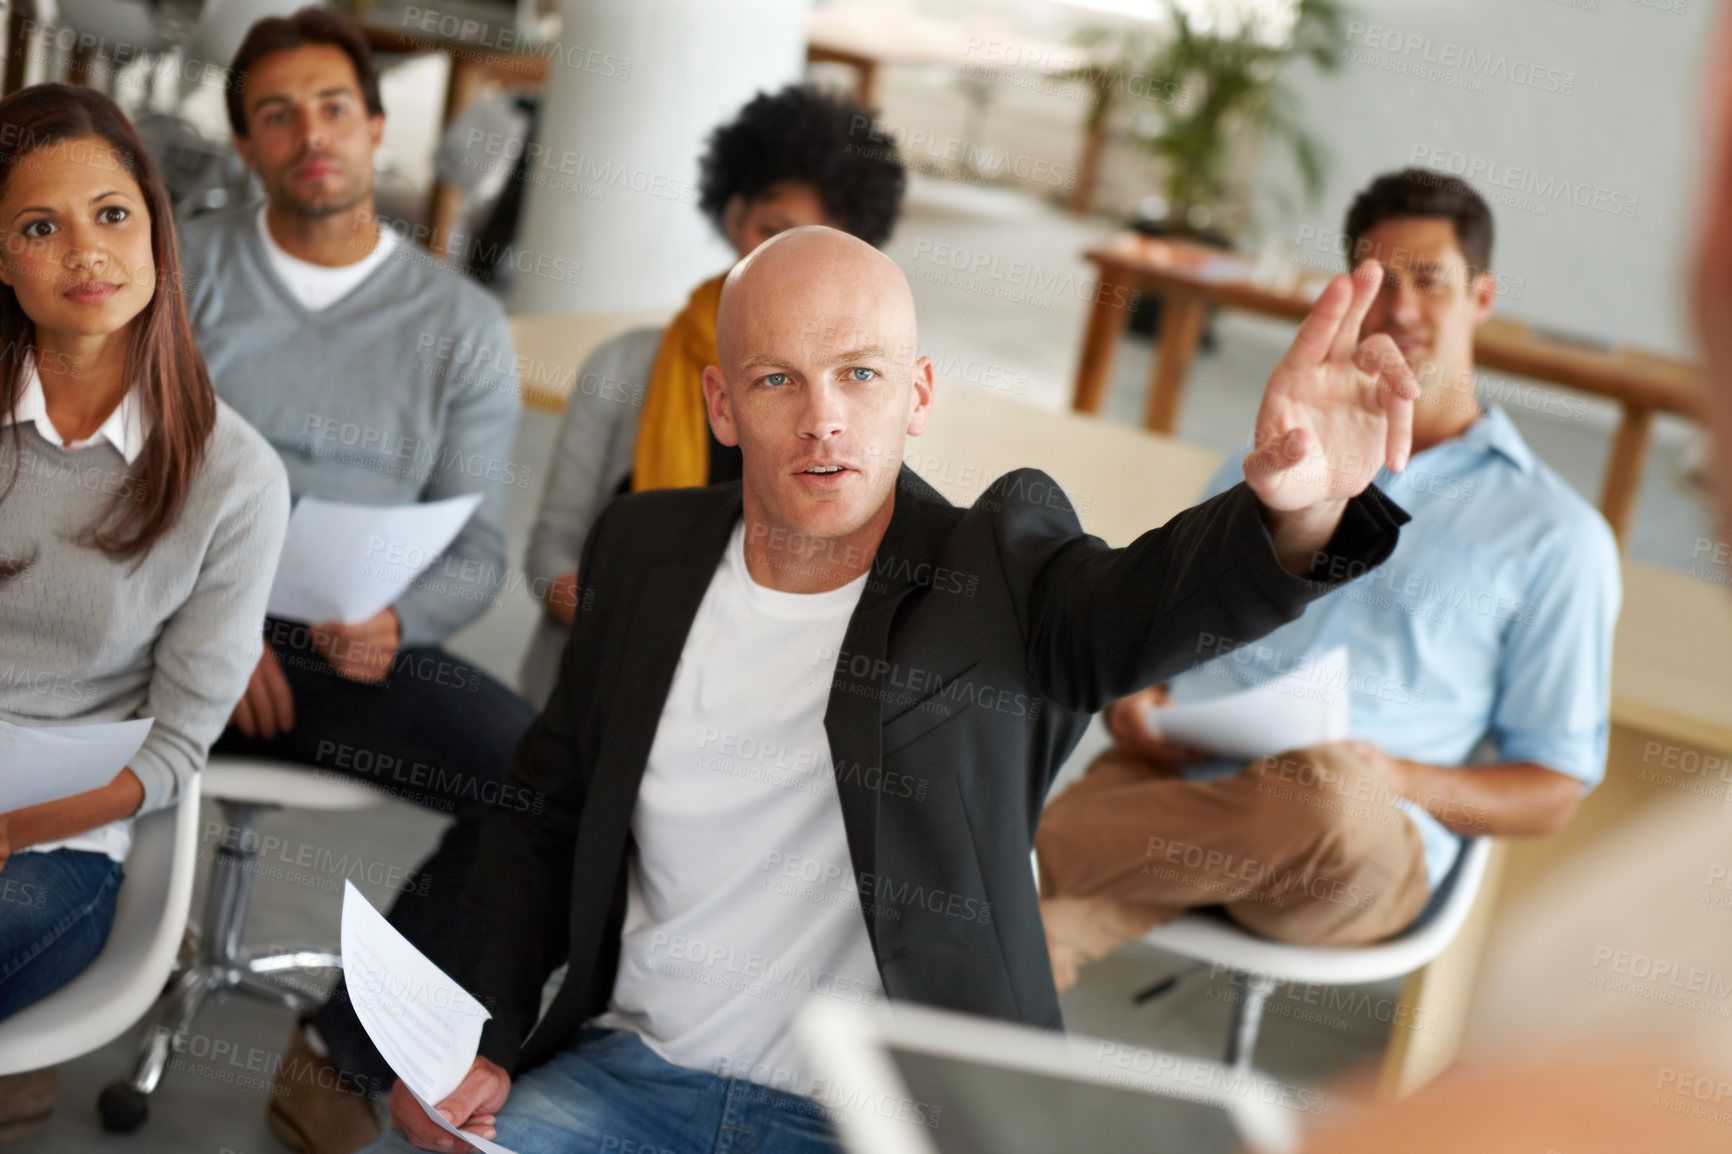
850, 367, 875, 381
763, 372, 788, 387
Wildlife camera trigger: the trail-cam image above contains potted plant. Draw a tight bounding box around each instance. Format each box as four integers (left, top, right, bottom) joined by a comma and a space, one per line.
1069, 0, 1349, 229
1069, 0, 1349, 337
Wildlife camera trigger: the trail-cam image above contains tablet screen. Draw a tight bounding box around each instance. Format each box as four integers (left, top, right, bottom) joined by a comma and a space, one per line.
890, 1047, 1244, 1154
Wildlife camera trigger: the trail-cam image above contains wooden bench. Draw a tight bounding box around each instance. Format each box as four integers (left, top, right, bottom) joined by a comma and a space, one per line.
510, 310, 672, 415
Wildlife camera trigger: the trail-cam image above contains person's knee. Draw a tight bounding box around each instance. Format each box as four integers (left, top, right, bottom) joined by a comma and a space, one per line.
1036, 755, 1115, 852
1038, 754, 1148, 881
1249, 747, 1391, 872
1245, 745, 1340, 816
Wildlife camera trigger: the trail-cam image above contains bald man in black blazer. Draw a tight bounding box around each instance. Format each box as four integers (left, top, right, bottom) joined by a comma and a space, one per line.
373, 227, 1418, 1154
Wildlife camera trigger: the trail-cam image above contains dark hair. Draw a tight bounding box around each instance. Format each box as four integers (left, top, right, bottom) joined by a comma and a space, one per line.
1343, 167, 1494, 278
698, 85, 906, 248
226, 6, 383, 138
0, 84, 217, 562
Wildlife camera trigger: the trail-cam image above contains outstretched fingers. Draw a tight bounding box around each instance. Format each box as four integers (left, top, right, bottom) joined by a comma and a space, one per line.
1353, 333, 1420, 472
1329, 261, 1385, 362
1282, 274, 1355, 372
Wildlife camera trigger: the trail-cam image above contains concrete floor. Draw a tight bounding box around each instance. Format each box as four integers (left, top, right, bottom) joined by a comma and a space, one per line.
19, 168, 1717, 1152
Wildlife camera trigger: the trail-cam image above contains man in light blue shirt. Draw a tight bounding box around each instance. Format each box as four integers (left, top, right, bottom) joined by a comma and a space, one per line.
1037, 169, 1621, 990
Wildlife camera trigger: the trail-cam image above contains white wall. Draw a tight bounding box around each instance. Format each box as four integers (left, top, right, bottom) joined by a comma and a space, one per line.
509, 0, 808, 315
1264, 0, 1715, 357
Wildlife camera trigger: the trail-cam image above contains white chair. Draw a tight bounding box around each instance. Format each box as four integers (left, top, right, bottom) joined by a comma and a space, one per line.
1135, 837, 1497, 1099
0, 775, 203, 1076
97, 756, 383, 1133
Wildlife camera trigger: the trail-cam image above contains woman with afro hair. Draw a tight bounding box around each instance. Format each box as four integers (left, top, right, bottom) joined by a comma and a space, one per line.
519, 84, 906, 707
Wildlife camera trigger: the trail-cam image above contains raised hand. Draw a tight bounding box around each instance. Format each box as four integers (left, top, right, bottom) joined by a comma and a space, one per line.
1244, 261, 1420, 515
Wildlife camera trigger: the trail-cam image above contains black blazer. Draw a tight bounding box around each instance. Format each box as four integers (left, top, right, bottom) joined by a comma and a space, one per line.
463, 466, 1406, 1071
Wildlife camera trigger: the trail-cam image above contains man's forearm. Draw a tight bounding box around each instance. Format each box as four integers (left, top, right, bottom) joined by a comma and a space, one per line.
1392, 759, 1584, 837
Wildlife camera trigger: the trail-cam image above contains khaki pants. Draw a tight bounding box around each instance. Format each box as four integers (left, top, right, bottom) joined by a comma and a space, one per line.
1036, 745, 1432, 991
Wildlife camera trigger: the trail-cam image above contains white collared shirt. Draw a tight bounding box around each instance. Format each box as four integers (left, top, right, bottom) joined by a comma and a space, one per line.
2, 357, 147, 463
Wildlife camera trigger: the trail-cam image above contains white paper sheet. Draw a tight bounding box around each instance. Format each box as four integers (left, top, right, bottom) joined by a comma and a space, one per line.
0, 717, 153, 810
267, 494, 482, 625
341, 882, 517, 1154
1145, 647, 1350, 761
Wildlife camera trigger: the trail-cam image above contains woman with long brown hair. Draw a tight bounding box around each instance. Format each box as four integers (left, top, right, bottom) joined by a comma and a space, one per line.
0, 84, 287, 1135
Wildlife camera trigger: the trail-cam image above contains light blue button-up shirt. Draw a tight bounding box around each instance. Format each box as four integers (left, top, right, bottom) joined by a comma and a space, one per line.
1171, 404, 1622, 888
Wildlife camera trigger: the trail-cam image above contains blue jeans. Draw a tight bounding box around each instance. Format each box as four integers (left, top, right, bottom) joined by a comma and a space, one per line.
0, 848, 124, 1020
214, 620, 537, 1093
362, 1029, 841, 1154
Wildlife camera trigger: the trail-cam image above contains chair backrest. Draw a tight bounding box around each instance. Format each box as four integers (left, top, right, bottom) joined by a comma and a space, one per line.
1406, 836, 1478, 933
1142, 837, 1495, 988
1383, 836, 1492, 958
203, 756, 387, 810
0, 775, 203, 1074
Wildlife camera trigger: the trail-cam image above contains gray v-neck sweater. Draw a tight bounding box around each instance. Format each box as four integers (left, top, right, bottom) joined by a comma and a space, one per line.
0, 404, 289, 858
176, 206, 522, 647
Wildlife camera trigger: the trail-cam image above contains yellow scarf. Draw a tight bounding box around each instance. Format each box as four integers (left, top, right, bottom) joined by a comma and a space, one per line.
631, 274, 726, 491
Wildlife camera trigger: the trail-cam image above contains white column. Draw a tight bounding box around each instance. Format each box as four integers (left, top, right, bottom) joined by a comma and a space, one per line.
508, 0, 807, 315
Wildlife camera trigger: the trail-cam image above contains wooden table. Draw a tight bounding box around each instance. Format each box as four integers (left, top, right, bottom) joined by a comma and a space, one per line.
1612, 561, 1732, 752
508, 308, 670, 414
910, 380, 1221, 543
1071, 237, 1710, 546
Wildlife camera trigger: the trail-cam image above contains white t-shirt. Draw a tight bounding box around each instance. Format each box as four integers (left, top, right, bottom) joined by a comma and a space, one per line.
595, 520, 883, 1095
256, 203, 398, 311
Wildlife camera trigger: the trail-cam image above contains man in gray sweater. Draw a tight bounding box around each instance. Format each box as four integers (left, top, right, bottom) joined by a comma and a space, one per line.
176, 10, 534, 1152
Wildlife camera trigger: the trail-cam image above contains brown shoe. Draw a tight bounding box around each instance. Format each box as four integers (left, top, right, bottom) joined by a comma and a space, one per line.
0, 1068, 55, 1143
267, 1026, 381, 1154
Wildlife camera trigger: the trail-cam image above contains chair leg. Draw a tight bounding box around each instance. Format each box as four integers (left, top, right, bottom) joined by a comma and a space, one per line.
104, 801, 276, 1111
232, 971, 324, 1016
1225, 971, 1276, 1072
98, 963, 224, 1133
203, 799, 273, 967
244, 947, 344, 973
102, 796, 357, 1133
228, 949, 340, 1014
122, 965, 221, 1096
1132, 960, 1209, 1005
